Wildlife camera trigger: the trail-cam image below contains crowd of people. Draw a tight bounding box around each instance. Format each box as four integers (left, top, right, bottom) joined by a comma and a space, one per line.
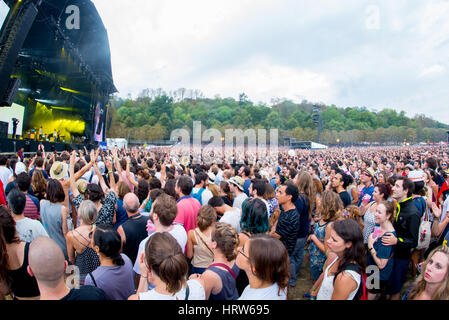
0, 143, 448, 300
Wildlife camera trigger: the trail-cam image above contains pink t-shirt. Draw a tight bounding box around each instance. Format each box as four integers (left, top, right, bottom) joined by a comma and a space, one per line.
121, 171, 135, 192
174, 196, 201, 234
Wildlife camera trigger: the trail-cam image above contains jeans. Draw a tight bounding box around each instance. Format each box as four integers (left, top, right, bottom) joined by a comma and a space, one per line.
289, 236, 308, 286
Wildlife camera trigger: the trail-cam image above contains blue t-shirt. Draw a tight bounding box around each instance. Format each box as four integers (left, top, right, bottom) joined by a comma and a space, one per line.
367, 231, 396, 281
243, 179, 251, 197
358, 184, 375, 206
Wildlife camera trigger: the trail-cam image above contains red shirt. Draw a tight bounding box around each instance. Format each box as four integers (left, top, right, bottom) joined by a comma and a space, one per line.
0, 180, 6, 206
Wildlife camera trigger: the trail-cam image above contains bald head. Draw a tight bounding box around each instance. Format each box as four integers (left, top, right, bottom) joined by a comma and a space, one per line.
123, 192, 140, 215
29, 237, 66, 287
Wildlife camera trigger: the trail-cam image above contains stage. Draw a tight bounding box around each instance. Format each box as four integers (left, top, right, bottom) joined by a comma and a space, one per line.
0, 138, 96, 154
0, 0, 117, 148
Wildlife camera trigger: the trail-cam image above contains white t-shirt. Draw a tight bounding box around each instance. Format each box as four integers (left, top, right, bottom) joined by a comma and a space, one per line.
219, 208, 241, 233
316, 257, 361, 300
138, 279, 205, 300
202, 189, 213, 206
233, 192, 248, 211
239, 283, 287, 300
133, 224, 187, 274
0, 166, 12, 191
15, 217, 49, 242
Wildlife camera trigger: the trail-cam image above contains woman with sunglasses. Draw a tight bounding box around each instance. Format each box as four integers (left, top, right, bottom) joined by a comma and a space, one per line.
236, 234, 289, 300
65, 200, 100, 285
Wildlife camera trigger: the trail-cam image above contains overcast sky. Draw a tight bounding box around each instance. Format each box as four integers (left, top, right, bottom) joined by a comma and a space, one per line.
92, 0, 449, 125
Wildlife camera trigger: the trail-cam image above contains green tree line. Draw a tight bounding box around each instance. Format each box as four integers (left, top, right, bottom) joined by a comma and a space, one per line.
106, 88, 449, 144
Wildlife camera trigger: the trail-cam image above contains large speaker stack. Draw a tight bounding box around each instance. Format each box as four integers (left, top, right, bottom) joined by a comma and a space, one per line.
0, 1, 39, 106
0, 121, 8, 139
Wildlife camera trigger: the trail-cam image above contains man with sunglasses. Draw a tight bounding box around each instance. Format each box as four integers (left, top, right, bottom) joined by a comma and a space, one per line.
357, 168, 375, 207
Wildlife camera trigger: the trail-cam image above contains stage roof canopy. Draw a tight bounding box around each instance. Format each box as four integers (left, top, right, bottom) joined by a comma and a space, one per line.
6, 0, 117, 112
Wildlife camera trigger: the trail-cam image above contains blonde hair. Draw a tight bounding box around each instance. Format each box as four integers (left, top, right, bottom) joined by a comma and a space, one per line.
208, 183, 220, 197
345, 205, 364, 230
408, 246, 449, 300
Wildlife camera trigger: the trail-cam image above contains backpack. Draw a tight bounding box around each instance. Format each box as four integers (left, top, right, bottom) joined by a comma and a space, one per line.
334, 263, 368, 300
191, 188, 205, 205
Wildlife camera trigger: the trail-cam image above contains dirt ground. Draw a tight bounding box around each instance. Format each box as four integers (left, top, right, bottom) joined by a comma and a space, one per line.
287, 248, 415, 300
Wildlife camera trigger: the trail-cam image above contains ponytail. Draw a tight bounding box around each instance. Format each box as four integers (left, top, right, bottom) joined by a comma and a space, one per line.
145, 232, 189, 295
111, 252, 125, 266
158, 253, 189, 294
93, 224, 123, 266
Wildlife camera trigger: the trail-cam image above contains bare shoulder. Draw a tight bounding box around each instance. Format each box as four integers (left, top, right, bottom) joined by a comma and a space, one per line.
128, 293, 139, 300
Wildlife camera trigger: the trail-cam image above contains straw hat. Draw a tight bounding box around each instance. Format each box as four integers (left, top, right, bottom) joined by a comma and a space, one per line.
50, 161, 68, 180
229, 176, 244, 191
208, 172, 216, 184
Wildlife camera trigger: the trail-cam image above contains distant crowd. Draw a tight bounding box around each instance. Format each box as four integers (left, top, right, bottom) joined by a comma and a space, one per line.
0, 143, 448, 300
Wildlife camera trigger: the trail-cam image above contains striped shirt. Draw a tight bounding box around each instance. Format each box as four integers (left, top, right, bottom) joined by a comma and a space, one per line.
23, 194, 40, 220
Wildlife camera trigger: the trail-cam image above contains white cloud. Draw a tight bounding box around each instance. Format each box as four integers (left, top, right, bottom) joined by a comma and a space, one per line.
419, 65, 446, 78
91, 0, 449, 125
190, 57, 337, 104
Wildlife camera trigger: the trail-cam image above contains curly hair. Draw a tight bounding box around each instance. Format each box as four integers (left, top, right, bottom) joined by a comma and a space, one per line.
320, 190, 343, 222
212, 222, 240, 261
31, 170, 47, 197
345, 205, 364, 230
137, 179, 149, 204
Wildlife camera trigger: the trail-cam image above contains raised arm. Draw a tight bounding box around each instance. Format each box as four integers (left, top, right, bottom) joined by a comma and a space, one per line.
94, 163, 110, 194
105, 159, 116, 192
126, 157, 138, 188
69, 151, 80, 198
